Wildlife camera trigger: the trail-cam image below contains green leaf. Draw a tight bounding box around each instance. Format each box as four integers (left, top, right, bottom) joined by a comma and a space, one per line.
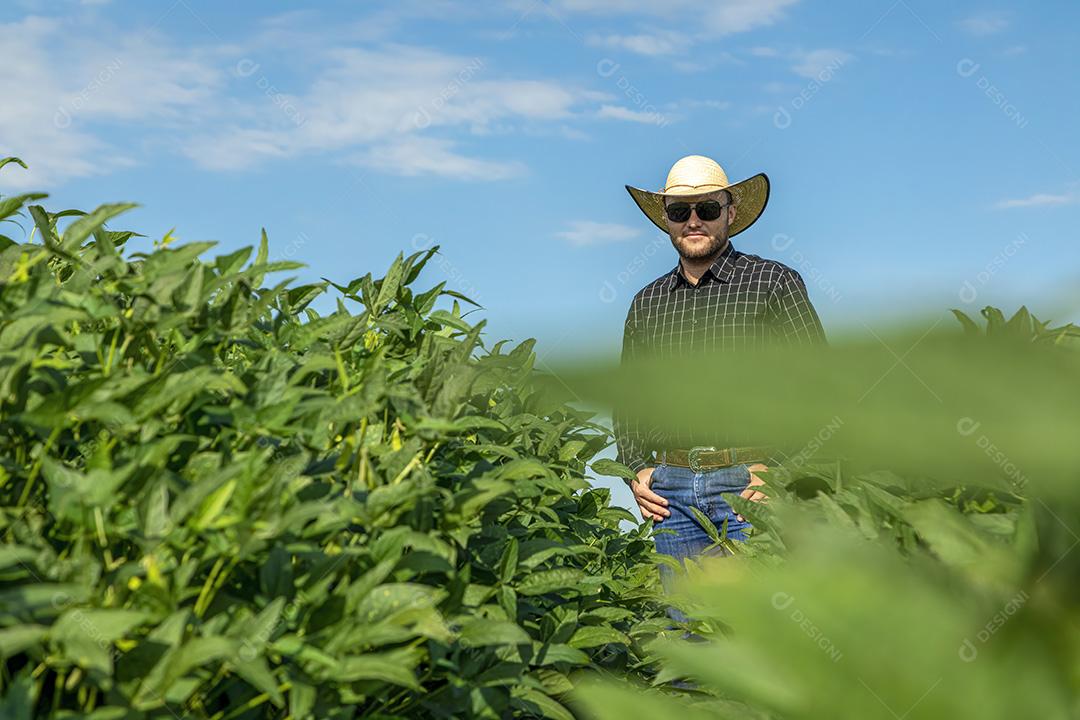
236, 597, 285, 650
214, 245, 253, 276
517, 569, 587, 596
0, 546, 37, 571
231, 654, 284, 707
136, 636, 236, 706
568, 625, 631, 649
428, 309, 474, 333
403, 245, 438, 285
189, 479, 236, 530
53, 609, 148, 675
0, 669, 37, 720
902, 500, 1001, 572
860, 482, 908, 516
249, 228, 270, 287
335, 648, 422, 689
573, 678, 717, 720
53, 608, 148, 644
0, 156, 29, 172
981, 305, 1007, 332
356, 583, 439, 624
0, 625, 48, 659
558, 440, 587, 462
511, 687, 576, 720
374, 252, 404, 313
591, 458, 637, 483
289, 681, 316, 719
532, 643, 590, 666
0, 193, 48, 222
0, 584, 89, 622
498, 537, 519, 583
950, 309, 981, 336
60, 203, 137, 251
457, 619, 530, 647
27, 205, 56, 248
689, 506, 722, 544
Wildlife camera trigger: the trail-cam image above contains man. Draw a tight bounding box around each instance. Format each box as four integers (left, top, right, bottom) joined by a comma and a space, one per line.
614, 154, 826, 575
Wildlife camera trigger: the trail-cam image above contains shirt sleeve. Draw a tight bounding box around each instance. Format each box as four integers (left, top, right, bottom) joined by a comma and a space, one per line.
612, 298, 652, 479
765, 269, 827, 467
767, 269, 827, 346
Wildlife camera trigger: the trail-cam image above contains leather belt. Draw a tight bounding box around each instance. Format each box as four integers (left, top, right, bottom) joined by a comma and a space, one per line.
656, 446, 773, 473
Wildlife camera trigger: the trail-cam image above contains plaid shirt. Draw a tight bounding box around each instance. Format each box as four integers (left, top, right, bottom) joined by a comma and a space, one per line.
613, 240, 827, 474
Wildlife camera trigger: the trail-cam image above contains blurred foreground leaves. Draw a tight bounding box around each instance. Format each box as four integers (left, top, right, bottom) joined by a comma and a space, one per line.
567, 309, 1080, 718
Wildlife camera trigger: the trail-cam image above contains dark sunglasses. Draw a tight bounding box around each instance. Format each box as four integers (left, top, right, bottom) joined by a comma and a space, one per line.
664, 199, 730, 223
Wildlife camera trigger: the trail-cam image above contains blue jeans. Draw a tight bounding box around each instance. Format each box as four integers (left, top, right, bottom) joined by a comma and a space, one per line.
649, 462, 754, 623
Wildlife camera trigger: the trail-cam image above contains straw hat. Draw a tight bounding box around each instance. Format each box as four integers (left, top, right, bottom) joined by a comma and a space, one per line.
626, 155, 770, 237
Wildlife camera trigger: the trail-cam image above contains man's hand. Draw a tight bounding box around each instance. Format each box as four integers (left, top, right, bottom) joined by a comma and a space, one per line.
630, 467, 670, 522
735, 462, 769, 522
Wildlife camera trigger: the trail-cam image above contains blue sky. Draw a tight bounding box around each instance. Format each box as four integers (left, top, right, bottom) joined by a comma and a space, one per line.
2, 0, 1078, 362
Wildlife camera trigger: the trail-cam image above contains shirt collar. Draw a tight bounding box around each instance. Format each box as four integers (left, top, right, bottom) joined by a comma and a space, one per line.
666, 241, 739, 291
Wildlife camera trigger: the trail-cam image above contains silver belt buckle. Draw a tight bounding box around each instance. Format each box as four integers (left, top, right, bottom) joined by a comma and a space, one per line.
687, 445, 716, 473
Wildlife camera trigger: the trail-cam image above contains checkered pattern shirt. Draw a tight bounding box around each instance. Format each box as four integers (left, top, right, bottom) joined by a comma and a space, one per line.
613, 240, 827, 474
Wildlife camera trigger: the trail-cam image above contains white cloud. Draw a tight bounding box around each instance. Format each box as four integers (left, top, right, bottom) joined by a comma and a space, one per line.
248, 2, 482, 48
184, 45, 600, 176
0, 12, 615, 188
586, 31, 682, 56
595, 104, 668, 124
522, 0, 803, 36
699, 0, 800, 35
680, 99, 731, 111
353, 136, 525, 180
556, 220, 642, 246
748, 45, 854, 81
791, 48, 852, 79
670, 53, 741, 73
762, 80, 794, 94
0, 15, 227, 189
863, 46, 915, 58
1, 4, 789, 191
542, 0, 800, 35
958, 12, 1009, 36
996, 192, 1077, 209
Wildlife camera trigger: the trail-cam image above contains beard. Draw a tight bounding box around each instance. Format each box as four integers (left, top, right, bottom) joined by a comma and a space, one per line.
671, 231, 729, 260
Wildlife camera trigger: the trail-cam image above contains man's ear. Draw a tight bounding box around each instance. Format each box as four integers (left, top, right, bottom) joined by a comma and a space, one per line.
728, 203, 737, 223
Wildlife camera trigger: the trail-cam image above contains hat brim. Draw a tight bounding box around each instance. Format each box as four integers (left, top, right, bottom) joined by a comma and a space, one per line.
625, 172, 770, 238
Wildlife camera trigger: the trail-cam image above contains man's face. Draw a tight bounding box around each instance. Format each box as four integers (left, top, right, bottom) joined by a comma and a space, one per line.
664, 190, 736, 260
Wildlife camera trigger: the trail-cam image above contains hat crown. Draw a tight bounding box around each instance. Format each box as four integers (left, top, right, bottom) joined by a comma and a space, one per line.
662, 155, 730, 195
